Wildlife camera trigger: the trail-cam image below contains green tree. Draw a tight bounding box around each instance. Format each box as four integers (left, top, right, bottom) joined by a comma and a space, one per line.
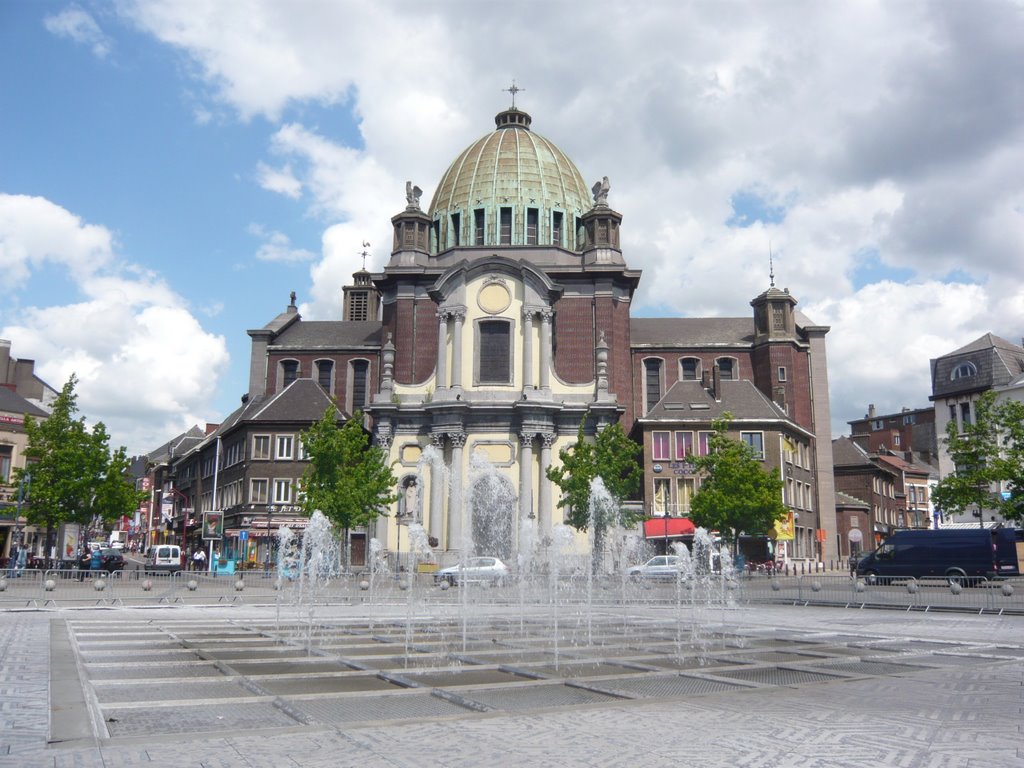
299, 407, 399, 567
690, 416, 788, 553
15, 376, 141, 564
546, 419, 643, 532
933, 391, 1024, 524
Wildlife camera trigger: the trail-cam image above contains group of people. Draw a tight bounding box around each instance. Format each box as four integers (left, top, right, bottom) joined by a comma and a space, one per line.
188, 547, 220, 572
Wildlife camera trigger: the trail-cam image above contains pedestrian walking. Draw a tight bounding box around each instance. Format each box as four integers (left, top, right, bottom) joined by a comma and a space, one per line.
193, 548, 207, 571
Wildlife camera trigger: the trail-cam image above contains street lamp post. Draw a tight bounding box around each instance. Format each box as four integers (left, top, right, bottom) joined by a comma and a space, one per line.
264, 504, 276, 573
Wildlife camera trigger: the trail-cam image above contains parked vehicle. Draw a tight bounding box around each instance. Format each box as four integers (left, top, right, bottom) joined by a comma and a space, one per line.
145, 544, 183, 574
78, 547, 124, 577
627, 555, 684, 581
434, 556, 509, 586
856, 528, 1019, 585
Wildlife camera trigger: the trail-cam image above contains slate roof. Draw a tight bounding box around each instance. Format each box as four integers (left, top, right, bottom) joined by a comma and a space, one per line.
832, 436, 875, 468
0, 386, 47, 419
931, 333, 1024, 399
640, 379, 809, 435
835, 490, 870, 509
250, 378, 344, 423
145, 425, 206, 463
629, 317, 755, 347
270, 320, 383, 350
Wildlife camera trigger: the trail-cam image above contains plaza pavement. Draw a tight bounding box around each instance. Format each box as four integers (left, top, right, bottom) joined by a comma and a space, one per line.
1, 600, 1022, 768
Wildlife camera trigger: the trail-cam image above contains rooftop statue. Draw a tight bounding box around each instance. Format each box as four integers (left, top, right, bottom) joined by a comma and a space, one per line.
592, 176, 610, 206
406, 181, 423, 209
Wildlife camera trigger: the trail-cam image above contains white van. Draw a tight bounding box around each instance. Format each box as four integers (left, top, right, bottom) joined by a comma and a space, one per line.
145, 544, 183, 574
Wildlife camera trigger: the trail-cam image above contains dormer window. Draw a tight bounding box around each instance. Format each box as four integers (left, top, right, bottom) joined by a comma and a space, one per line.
499, 207, 512, 245
951, 362, 977, 380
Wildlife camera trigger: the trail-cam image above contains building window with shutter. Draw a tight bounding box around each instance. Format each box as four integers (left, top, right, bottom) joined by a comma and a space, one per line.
644, 358, 663, 412
474, 209, 485, 245
477, 320, 512, 384
499, 207, 512, 245
350, 359, 369, 413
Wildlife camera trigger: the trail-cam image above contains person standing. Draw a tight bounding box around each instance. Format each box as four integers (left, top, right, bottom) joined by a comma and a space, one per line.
211, 548, 220, 577
193, 548, 207, 571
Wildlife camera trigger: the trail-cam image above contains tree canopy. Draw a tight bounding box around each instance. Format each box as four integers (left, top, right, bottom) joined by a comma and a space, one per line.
689, 416, 788, 548
299, 407, 399, 536
16, 376, 143, 554
933, 391, 1024, 523
546, 419, 642, 531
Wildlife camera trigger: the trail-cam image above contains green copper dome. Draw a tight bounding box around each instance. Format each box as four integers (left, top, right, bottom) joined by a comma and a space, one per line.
428, 109, 592, 251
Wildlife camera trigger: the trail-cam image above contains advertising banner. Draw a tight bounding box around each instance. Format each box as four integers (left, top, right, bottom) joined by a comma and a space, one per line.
202, 510, 224, 540
774, 511, 795, 541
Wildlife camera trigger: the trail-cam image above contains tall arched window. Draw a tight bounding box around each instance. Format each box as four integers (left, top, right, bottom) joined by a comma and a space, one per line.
349, 359, 370, 414
316, 360, 334, 393
644, 358, 664, 412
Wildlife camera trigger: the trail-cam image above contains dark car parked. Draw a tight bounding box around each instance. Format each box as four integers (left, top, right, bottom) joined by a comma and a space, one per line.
79, 547, 125, 576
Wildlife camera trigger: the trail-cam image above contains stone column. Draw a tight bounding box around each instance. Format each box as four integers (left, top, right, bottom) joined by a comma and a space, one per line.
539, 432, 555, 534
435, 311, 448, 389
539, 309, 553, 390
521, 309, 534, 391
451, 309, 465, 391
519, 432, 535, 523
447, 431, 466, 549
428, 432, 445, 544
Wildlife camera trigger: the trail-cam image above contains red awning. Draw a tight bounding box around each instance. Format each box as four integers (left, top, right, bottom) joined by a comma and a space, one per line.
643, 517, 696, 539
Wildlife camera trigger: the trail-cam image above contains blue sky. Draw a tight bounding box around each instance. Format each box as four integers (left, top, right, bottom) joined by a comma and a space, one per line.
2, 1, 1022, 454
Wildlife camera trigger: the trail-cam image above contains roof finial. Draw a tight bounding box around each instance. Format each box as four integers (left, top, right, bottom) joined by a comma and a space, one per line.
360, 241, 370, 270
503, 79, 524, 109
768, 241, 775, 288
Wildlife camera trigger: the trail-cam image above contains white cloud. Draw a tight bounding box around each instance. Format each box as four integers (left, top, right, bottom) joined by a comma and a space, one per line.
252, 228, 316, 263
44, 5, 112, 59
256, 162, 302, 199
0, 195, 229, 455
116, 0, 1024, 440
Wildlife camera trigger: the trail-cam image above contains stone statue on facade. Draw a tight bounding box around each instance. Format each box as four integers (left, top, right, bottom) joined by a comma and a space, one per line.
592, 176, 610, 206
406, 181, 423, 209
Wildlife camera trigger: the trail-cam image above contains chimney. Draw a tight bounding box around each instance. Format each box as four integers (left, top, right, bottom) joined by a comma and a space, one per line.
701, 368, 711, 390
867, 404, 876, 418
711, 363, 722, 402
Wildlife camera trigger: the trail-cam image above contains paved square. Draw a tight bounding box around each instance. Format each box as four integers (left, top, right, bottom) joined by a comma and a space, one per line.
1, 601, 1022, 767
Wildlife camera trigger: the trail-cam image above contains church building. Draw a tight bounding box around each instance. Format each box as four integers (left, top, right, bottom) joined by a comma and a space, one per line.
243, 103, 839, 565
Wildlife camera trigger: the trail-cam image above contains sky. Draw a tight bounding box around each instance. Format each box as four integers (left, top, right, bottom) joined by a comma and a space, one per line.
2, 0, 1023, 457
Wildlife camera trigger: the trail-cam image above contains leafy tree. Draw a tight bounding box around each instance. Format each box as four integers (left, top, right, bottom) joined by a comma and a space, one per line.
690, 415, 788, 553
15, 376, 141, 564
933, 391, 1024, 524
299, 407, 399, 567
546, 419, 643, 531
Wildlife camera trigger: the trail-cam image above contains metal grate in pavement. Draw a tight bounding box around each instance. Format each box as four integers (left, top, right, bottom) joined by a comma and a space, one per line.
457, 683, 619, 711
292, 691, 471, 723
710, 667, 846, 686
103, 701, 302, 737
581, 674, 746, 698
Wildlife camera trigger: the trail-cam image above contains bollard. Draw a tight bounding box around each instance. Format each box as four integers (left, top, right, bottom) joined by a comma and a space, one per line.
906, 579, 919, 594
45, 579, 56, 591
949, 581, 962, 596
359, 580, 370, 591
855, 580, 866, 593
234, 579, 245, 592
1001, 583, 1014, 597
438, 580, 450, 591
811, 581, 822, 592
0, 577, 6, 592
94, 579, 106, 592
142, 579, 153, 591
771, 580, 781, 592
187, 579, 198, 591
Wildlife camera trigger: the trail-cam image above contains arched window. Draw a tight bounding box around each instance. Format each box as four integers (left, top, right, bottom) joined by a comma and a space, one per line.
349, 359, 370, 414
280, 360, 299, 389
316, 360, 334, 393
680, 357, 701, 381
951, 362, 977, 380
715, 357, 737, 380
644, 358, 664, 412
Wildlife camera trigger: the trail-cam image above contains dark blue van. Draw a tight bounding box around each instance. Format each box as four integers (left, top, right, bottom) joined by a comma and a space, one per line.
856, 528, 1019, 585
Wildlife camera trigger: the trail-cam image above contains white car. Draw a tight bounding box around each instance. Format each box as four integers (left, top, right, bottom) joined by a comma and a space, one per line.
435, 556, 509, 586
627, 555, 684, 581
